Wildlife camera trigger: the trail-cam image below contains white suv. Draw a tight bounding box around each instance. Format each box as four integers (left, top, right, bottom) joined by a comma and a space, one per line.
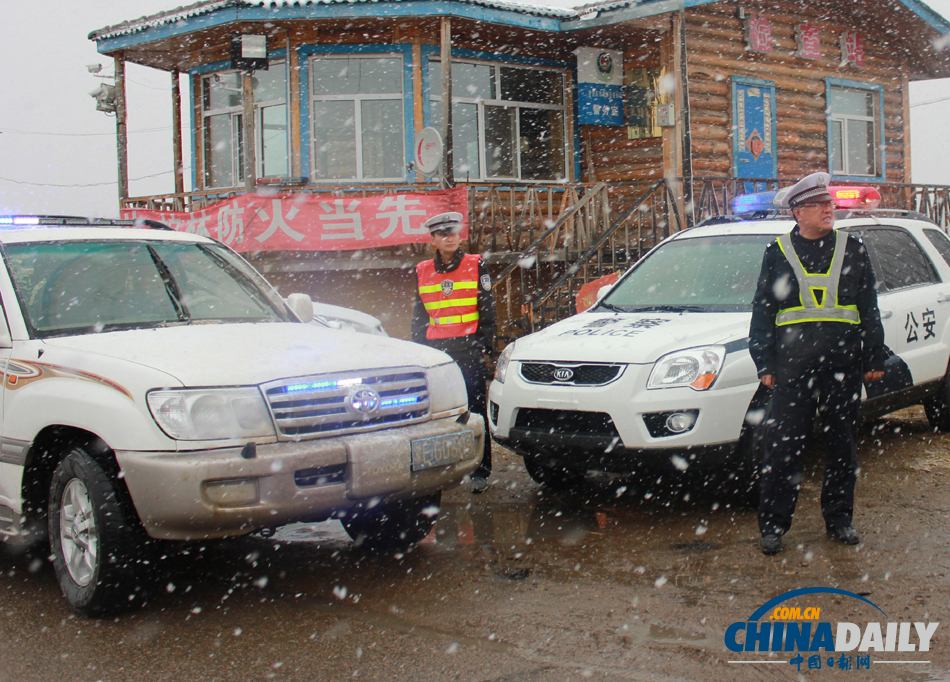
489, 200, 950, 499
0, 216, 483, 614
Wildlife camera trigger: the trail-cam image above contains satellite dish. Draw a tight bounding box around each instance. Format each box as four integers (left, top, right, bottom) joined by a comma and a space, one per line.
414, 127, 443, 176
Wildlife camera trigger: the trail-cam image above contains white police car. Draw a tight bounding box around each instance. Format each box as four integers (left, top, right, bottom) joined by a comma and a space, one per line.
488, 187, 950, 499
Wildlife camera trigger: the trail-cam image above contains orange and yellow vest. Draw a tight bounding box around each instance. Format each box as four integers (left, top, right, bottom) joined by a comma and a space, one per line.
417, 254, 481, 340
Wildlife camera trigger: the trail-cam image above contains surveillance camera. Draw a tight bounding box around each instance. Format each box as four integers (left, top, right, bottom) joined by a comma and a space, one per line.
86, 63, 103, 74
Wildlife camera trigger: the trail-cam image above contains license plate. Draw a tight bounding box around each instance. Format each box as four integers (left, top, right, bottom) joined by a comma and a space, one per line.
410, 432, 473, 472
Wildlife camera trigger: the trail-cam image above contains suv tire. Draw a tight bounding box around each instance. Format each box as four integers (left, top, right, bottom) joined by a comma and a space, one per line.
924, 372, 950, 431
342, 492, 441, 553
48, 446, 144, 615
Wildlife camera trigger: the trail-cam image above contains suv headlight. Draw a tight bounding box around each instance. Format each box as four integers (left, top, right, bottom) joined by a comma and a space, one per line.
147, 388, 276, 441
494, 342, 516, 383
647, 345, 725, 391
427, 361, 467, 413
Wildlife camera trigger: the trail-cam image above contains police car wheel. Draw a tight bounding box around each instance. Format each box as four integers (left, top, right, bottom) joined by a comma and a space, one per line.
923, 377, 950, 432
523, 455, 585, 491
342, 492, 441, 553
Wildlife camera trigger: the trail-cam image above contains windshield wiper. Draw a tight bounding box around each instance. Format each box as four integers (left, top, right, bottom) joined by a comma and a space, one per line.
595, 301, 626, 312
147, 245, 189, 322
625, 304, 707, 312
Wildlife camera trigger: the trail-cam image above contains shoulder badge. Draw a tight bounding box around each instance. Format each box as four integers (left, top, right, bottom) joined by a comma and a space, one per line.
480, 274, 492, 291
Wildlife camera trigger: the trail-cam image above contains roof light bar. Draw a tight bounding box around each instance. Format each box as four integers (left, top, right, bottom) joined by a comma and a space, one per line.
828, 186, 882, 209
732, 191, 779, 214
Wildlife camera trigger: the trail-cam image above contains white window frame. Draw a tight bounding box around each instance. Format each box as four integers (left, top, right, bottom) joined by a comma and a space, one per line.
428, 58, 570, 183
826, 79, 884, 181
308, 54, 407, 183
200, 61, 289, 189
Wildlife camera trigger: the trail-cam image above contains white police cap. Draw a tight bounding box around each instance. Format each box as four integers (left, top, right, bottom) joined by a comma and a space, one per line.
784, 172, 833, 208
423, 211, 464, 235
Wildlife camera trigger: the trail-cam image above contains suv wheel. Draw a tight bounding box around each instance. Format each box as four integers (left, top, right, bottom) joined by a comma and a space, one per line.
523, 455, 585, 491
342, 492, 441, 553
48, 446, 143, 615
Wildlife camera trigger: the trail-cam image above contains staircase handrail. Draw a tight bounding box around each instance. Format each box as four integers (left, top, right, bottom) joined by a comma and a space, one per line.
492, 182, 608, 284
530, 179, 680, 311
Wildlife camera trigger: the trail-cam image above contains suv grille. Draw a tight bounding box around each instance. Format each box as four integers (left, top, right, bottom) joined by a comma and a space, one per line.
514, 408, 619, 437
262, 367, 429, 439
520, 363, 623, 386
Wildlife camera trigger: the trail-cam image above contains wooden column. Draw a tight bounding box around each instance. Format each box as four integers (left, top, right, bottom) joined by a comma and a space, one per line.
901, 66, 912, 184
171, 70, 184, 195
288, 30, 302, 179
114, 56, 129, 204
440, 16, 453, 186
242, 72, 257, 193
676, 10, 693, 226
412, 36, 425, 183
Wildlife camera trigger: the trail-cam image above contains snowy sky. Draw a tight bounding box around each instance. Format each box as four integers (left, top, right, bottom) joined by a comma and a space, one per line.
3, 0, 950, 218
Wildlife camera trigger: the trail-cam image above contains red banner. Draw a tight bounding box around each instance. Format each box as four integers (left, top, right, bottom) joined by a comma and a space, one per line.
121, 188, 468, 252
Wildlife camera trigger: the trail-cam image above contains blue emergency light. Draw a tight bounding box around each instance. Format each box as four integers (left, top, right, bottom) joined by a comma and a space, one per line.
732, 191, 779, 214
0, 216, 41, 226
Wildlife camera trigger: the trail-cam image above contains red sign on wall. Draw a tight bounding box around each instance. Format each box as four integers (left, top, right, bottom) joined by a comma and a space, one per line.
122, 188, 469, 253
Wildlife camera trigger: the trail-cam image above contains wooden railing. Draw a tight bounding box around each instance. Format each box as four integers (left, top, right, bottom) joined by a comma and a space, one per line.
490, 183, 611, 346
517, 179, 682, 336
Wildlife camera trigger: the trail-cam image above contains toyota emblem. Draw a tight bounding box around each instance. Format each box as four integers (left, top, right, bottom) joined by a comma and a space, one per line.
552, 367, 574, 382
348, 388, 380, 416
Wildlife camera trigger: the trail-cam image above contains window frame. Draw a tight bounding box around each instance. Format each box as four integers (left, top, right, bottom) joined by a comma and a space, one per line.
825, 78, 885, 182
299, 45, 414, 184
422, 48, 572, 184
193, 54, 290, 190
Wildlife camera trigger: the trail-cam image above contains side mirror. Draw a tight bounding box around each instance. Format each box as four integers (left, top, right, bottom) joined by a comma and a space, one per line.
286, 293, 314, 323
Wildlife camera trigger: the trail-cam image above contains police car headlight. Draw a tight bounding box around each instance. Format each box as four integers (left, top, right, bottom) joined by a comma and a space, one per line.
494, 342, 516, 383
428, 361, 468, 413
647, 346, 726, 391
147, 388, 276, 440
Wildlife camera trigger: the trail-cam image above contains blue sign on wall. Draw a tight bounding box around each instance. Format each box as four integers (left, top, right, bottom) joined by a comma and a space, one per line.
577, 83, 624, 126
732, 77, 777, 180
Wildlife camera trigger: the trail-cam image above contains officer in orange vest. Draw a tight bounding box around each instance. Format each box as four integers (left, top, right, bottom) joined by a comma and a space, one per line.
412, 212, 496, 493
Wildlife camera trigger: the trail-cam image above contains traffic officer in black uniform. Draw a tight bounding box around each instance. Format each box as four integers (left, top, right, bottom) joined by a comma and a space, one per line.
412, 212, 496, 493
749, 172, 887, 555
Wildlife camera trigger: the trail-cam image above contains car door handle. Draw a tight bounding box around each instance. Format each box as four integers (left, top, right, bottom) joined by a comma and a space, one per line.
880, 310, 893, 319
938, 293, 950, 303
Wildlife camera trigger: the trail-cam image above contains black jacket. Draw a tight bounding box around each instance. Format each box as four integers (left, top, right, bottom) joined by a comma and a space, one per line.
749, 226, 888, 378
411, 249, 497, 355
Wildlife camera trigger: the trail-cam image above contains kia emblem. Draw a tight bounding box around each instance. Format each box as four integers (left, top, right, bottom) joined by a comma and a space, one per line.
552, 367, 574, 382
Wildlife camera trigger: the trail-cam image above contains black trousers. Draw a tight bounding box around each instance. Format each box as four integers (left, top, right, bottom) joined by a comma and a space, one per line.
758, 366, 862, 536
445, 347, 492, 478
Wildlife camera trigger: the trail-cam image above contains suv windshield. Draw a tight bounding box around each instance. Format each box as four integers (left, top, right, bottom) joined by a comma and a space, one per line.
599, 234, 774, 313
5, 240, 294, 338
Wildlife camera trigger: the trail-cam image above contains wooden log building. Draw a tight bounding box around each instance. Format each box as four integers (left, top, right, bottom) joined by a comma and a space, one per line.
89, 0, 950, 340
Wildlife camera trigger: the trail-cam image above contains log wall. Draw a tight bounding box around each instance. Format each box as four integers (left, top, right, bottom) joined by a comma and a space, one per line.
685, 0, 908, 181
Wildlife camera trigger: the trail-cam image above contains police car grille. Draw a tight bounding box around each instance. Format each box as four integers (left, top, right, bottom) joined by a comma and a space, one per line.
519, 363, 623, 386
514, 409, 619, 437
262, 368, 429, 438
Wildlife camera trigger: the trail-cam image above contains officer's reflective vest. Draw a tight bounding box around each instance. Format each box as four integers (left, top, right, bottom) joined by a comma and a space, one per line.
417, 254, 481, 339
775, 230, 861, 326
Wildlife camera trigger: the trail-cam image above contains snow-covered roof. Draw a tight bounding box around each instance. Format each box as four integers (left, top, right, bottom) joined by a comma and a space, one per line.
89, 0, 576, 41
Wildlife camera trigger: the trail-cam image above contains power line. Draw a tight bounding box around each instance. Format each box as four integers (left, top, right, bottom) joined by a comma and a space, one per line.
910, 95, 950, 108
0, 169, 191, 188
0, 126, 172, 137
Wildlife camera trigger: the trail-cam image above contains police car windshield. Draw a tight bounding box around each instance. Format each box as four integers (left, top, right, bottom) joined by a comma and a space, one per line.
5, 240, 294, 338
599, 234, 774, 313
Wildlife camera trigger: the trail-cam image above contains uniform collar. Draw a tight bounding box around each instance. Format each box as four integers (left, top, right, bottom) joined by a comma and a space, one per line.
433, 248, 465, 273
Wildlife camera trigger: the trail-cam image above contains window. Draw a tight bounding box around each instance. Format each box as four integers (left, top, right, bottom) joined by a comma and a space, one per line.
924, 229, 950, 268
428, 60, 567, 182
827, 81, 882, 178
861, 228, 939, 292
200, 62, 289, 188
309, 55, 406, 181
